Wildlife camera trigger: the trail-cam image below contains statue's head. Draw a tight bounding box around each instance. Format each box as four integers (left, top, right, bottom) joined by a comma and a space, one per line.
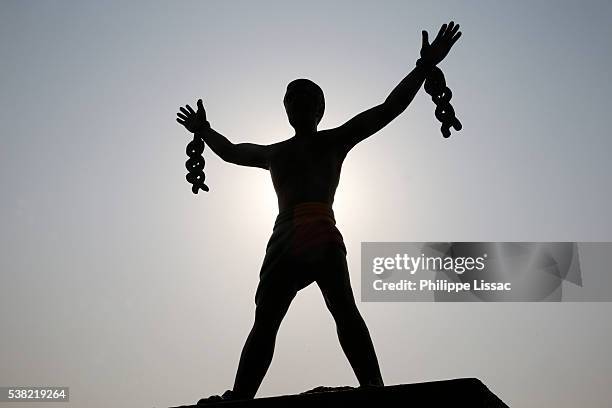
283, 78, 325, 130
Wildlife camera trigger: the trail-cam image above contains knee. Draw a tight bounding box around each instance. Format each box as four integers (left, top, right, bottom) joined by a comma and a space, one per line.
328, 301, 365, 330
253, 304, 285, 333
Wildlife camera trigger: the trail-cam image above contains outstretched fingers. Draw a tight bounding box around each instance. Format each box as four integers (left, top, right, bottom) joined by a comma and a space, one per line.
176, 100, 206, 128
435, 23, 447, 42
442, 22, 456, 40
177, 104, 191, 126
450, 22, 460, 36
439, 21, 461, 46
448, 23, 460, 43
447, 21, 455, 34
451, 30, 462, 45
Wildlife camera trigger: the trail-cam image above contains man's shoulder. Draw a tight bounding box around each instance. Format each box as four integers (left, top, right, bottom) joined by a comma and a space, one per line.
267, 138, 291, 151
317, 127, 345, 138
316, 128, 349, 156
266, 139, 292, 163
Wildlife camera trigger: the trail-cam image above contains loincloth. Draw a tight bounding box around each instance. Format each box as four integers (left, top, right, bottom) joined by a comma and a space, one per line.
255, 202, 347, 305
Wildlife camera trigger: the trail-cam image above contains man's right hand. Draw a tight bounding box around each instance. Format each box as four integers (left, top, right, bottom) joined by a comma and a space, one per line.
177, 99, 210, 134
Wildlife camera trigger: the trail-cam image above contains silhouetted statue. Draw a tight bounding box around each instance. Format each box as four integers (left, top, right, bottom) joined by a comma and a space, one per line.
176, 21, 462, 404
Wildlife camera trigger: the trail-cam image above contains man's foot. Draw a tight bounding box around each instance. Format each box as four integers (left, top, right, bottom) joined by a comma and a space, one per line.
197, 390, 244, 405
357, 382, 385, 391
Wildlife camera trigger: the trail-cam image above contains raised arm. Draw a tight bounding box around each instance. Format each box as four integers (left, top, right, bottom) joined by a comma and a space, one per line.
333, 21, 462, 154
177, 99, 271, 170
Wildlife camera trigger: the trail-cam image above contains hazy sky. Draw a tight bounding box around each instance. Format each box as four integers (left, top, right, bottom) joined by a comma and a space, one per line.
1, 1, 612, 407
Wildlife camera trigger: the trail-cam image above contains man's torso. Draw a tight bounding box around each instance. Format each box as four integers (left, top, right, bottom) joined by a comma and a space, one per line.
268, 129, 346, 212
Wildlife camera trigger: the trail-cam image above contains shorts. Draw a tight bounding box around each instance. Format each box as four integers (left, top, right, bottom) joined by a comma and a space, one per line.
254, 202, 348, 307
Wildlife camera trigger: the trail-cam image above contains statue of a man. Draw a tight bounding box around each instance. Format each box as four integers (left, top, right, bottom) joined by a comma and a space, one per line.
176, 21, 462, 402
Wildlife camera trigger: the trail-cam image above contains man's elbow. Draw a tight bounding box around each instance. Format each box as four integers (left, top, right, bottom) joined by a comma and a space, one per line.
218, 143, 238, 164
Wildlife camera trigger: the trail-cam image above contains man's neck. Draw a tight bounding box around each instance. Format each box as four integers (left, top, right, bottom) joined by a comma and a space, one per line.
294, 124, 317, 138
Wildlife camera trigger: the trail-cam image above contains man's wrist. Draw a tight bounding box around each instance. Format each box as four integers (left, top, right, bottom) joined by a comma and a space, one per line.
195, 120, 211, 133
194, 121, 211, 138
415, 57, 436, 72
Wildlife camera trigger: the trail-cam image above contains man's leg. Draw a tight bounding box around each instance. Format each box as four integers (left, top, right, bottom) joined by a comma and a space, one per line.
315, 246, 384, 387
232, 275, 297, 399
